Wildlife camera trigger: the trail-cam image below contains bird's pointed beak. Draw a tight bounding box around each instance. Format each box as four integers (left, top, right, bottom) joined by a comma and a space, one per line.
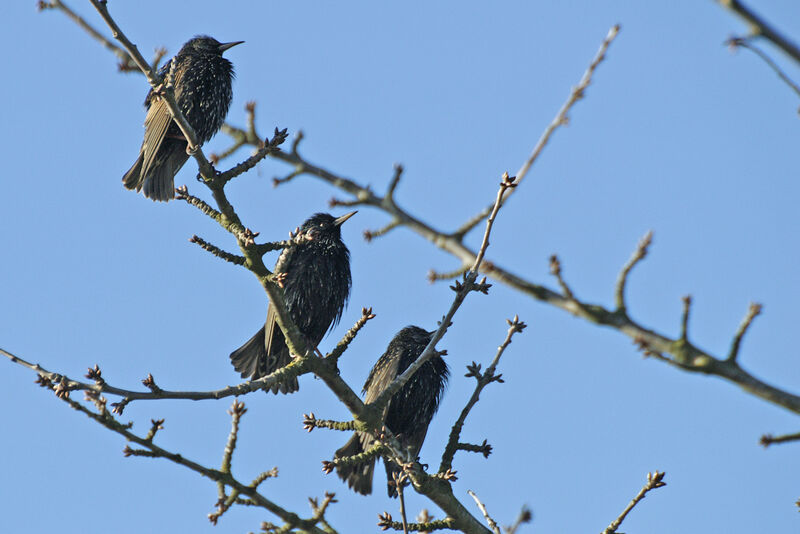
333, 211, 357, 226
218, 41, 245, 53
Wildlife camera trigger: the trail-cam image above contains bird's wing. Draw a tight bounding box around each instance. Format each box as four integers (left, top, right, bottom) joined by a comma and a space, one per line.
140, 97, 175, 178
263, 302, 287, 371
363, 354, 402, 406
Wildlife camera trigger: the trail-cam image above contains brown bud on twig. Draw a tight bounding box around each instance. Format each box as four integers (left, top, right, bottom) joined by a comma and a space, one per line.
303, 412, 317, 432
241, 227, 260, 246
377, 511, 393, 531
507, 315, 528, 333
110, 398, 130, 415
436, 468, 458, 482
474, 277, 492, 295
480, 439, 493, 458
35, 374, 53, 389
54, 379, 70, 399
228, 400, 247, 418
648, 470, 667, 488
85, 364, 103, 383
142, 373, 161, 393
465, 361, 482, 379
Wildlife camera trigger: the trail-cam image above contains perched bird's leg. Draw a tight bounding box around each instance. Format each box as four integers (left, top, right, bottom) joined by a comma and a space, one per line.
150, 81, 167, 97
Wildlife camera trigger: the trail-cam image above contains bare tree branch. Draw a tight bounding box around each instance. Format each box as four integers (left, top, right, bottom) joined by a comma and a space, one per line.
54, 388, 332, 533
1, 348, 305, 407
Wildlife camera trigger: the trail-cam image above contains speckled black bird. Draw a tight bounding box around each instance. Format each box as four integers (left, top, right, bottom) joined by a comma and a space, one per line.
335, 325, 449, 497
230, 212, 355, 394
123, 36, 243, 201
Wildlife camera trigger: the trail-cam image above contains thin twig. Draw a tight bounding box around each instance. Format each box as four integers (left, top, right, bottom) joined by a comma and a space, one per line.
549, 255, 576, 301
245, 101, 260, 140
467, 491, 501, 534
222, 400, 246, 473
602, 471, 666, 534
727, 302, 762, 361
378, 512, 457, 532
386, 163, 404, 201
395, 472, 410, 534
456, 25, 621, 237
302, 413, 357, 433
614, 231, 653, 312
38, 0, 134, 69
0, 348, 307, 407
323, 443, 387, 473
217, 128, 288, 184
427, 265, 470, 284
727, 37, 800, 100
325, 307, 376, 363
680, 295, 692, 341
473, 172, 515, 271
189, 235, 246, 266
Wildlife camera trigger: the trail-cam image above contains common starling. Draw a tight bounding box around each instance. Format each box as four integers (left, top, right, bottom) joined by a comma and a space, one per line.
230, 212, 355, 394
123, 36, 243, 201
335, 325, 449, 497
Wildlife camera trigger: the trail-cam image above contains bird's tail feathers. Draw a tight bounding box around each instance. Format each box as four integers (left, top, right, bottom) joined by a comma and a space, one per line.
142, 145, 187, 202
229, 327, 298, 395
122, 154, 145, 192
334, 433, 376, 496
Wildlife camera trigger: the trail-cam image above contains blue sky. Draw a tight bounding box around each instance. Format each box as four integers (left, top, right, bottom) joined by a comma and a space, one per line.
2, 1, 799, 532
